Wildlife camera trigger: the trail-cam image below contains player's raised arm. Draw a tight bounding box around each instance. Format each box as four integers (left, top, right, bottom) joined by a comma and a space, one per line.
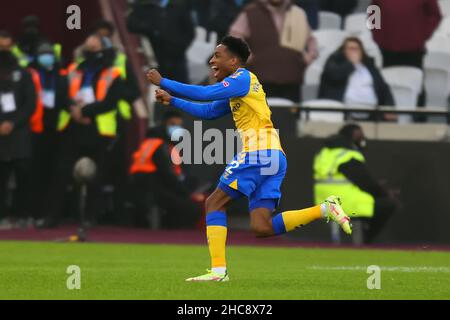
155, 89, 230, 120
148, 69, 250, 101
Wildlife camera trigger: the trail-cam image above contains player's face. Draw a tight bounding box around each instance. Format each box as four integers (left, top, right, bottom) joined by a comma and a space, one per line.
209, 44, 237, 81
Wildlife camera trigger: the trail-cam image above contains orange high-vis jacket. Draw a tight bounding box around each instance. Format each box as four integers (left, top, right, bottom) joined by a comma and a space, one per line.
68, 67, 121, 101
28, 68, 44, 134
130, 138, 165, 174
65, 62, 77, 74
61, 66, 121, 136
129, 138, 184, 176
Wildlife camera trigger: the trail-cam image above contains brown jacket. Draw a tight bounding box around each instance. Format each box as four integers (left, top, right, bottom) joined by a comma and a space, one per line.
230, 0, 309, 85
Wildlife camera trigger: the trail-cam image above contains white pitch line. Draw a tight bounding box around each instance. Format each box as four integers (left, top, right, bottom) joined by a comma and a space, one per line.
307, 266, 450, 273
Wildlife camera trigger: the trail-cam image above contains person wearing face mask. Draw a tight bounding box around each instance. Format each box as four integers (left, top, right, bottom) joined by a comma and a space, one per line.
73, 20, 139, 122
0, 30, 36, 229
37, 35, 127, 228
313, 124, 399, 244
128, 111, 204, 229
70, 29, 140, 225
27, 42, 70, 223
12, 16, 62, 68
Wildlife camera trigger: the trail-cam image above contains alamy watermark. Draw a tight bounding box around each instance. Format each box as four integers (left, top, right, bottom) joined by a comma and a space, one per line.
367, 265, 381, 290
367, 5, 381, 30
66, 5, 81, 30
168, 121, 281, 176
66, 265, 81, 290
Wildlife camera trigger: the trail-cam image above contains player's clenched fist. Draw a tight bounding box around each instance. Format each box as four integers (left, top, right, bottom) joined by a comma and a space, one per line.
146, 69, 162, 86
155, 89, 172, 105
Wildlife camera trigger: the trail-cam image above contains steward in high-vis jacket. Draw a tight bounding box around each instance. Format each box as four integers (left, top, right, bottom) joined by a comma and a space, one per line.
71, 30, 140, 224
38, 35, 128, 228
27, 42, 71, 222
314, 124, 398, 243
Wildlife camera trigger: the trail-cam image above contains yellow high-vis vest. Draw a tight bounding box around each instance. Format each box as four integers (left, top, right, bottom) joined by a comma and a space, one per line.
12, 43, 62, 68
58, 66, 122, 137
74, 52, 132, 120
114, 52, 132, 121
313, 147, 375, 218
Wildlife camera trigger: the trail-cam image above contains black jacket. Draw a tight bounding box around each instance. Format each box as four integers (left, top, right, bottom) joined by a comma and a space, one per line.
318, 51, 395, 106
319, 0, 358, 17
129, 0, 195, 58
122, 58, 140, 105
0, 67, 36, 160
324, 134, 386, 198
64, 59, 127, 142
208, 0, 251, 41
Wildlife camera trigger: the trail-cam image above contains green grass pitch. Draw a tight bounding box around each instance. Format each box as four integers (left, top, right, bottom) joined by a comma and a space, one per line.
0, 241, 449, 299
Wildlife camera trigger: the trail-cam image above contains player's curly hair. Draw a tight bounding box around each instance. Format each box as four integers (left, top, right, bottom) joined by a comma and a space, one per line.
220, 36, 251, 65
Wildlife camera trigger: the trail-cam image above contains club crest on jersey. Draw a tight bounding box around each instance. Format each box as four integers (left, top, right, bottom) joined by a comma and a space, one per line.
222, 80, 230, 87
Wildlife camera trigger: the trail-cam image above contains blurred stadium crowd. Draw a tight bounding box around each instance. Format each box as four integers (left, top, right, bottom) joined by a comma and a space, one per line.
0, 0, 448, 233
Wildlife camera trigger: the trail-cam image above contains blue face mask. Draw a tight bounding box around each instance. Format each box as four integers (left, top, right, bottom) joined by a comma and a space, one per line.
159, 0, 169, 7
167, 125, 184, 141
37, 54, 55, 69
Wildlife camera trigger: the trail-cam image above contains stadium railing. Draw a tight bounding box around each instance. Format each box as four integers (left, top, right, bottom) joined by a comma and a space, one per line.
270, 102, 450, 141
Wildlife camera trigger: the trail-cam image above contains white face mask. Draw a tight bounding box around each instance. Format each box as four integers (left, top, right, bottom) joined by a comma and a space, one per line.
359, 139, 367, 148
355, 139, 367, 150
167, 125, 184, 141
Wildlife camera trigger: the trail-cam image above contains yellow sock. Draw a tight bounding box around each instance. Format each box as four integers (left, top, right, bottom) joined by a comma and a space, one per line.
272, 205, 323, 235
206, 211, 227, 269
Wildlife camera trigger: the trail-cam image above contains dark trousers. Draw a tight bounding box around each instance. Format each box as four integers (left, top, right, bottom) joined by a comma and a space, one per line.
129, 173, 201, 229
28, 131, 59, 219
0, 158, 31, 219
357, 197, 397, 244
102, 127, 129, 225
43, 131, 113, 225
381, 49, 426, 107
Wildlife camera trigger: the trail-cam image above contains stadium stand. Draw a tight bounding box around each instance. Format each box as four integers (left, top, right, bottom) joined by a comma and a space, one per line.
318, 11, 342, 30
380, 67, 423, 123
